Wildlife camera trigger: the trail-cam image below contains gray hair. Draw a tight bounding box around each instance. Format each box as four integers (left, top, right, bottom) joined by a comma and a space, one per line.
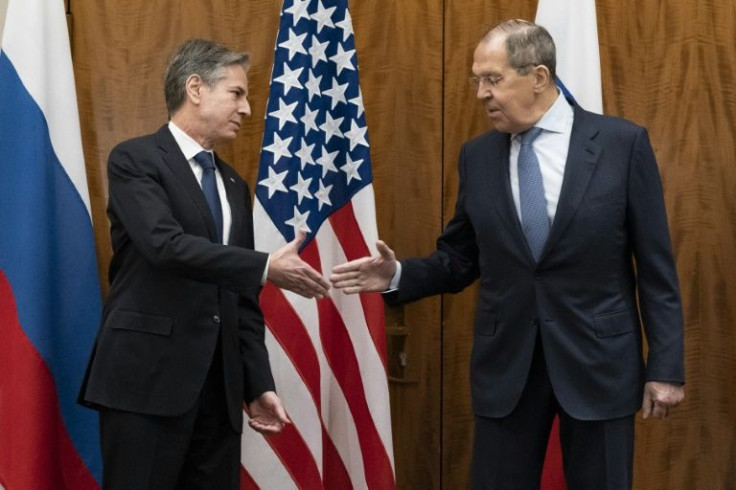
483, 19, 557, 80
164, 39, 250, 116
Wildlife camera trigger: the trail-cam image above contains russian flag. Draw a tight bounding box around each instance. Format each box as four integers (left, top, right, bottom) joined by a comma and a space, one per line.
1, 0, 102, 488
536, 0, 603, 115
535, 1, 602, 488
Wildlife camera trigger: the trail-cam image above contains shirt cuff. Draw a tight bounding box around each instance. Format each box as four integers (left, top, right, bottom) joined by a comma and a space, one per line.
261, 254, 270, 286
383, 261, 402, 293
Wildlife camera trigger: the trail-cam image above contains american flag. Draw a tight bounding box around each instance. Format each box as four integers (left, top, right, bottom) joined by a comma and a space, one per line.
242, 0, 395, 488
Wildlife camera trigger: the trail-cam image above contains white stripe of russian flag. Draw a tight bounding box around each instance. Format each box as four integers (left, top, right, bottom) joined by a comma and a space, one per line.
2, 0, 92, 216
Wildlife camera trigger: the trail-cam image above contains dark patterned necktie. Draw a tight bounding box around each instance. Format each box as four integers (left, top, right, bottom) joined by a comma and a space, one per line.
193, 150, 223, 243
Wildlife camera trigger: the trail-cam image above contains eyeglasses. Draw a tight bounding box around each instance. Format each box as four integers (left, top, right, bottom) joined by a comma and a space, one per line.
469, 74, 504, 89
469, 65, 538, 89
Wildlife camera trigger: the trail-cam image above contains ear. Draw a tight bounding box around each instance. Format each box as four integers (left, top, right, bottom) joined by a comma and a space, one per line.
532, 65, 552, 93
184, 74, 205, 105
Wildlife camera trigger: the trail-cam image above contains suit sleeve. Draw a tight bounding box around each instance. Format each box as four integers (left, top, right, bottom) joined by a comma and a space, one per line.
395, 143, 481, 304
234, 183, 276, 402
627, 127, 685, 384
107, 143, 268, 293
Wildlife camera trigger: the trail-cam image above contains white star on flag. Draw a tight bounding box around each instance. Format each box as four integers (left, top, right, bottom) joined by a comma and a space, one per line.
314, 180, 333, 210
302, 105, 319, 136
341, 154, 363, 184
289, 172, 313, 205
258, 166, 289, 199
316, 146, 339, 177
262, 133, 293, 164
311, 0, 336, 33
309, 35, 330, 67
273, 64, 304, 95
330, 43, 355, 75
268, 98, 298, 130
335, 9, 354, 41
349, 88, 365, 117
305, 70, 322, 101
284, 206, 311, 233
295, 138, 317, 169
319, 112, 344, 143
345, 119, 369, 150
284, 0, 311, 26
323, 78, 349, 109
278, 28, 308, 60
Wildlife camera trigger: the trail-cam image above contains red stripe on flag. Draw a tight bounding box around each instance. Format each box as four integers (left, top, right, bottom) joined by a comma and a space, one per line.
321, 425, 354, 490
240, 466, 260, 490
260, 423, 324, 489
258, 282, 353, 488
316, 299, 395, 489
260, 283, 322, 410
300, 242, 395, 489
0, 272, 99, 490
328, 201, 388, 369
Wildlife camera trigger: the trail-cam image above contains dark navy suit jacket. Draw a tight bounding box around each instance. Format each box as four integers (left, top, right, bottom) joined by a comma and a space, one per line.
79, 125, 273, 431
393, 105, 684, 420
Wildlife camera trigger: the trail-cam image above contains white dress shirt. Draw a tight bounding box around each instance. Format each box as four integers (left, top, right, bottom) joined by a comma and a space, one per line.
168, 121, 233, 245
509, 92, 574, 222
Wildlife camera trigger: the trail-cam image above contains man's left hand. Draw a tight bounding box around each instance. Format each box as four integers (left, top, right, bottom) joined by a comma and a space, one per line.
246, 391, 291, 434
641, 381, 685, 419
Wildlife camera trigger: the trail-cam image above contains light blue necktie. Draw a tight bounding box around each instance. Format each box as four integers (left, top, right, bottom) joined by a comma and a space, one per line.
518, 127, 550, 261
193, 150, 223, 243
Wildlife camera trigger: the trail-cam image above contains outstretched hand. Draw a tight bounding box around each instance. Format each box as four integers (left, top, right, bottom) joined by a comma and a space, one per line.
246, 391, 290, 434
330, 240, 397, 294
641, 381, 685, 419
268, 230, 330, 299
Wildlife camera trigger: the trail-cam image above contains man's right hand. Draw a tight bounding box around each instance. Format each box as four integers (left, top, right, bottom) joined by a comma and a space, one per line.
267, 231, 330, 299
330, 240, 397, 294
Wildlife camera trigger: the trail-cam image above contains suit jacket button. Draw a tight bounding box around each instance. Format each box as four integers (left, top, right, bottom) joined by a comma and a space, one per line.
212, 315, 221, 324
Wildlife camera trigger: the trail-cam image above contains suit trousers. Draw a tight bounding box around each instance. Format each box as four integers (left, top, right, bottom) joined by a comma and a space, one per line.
99, 337, 241, 490
471, 333, 635, 490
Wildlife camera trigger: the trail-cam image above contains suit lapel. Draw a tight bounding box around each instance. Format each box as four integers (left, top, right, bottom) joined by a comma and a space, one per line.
540, 106, 602, 260
485, 134, 529, 249
155, 126, 221, 242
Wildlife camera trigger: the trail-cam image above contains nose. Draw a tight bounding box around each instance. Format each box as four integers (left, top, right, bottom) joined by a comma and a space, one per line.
477, 83, 491, 100
239, 99, 251, 117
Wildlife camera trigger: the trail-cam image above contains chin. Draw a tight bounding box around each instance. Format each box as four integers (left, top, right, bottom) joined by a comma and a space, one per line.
488, 118, 510, 133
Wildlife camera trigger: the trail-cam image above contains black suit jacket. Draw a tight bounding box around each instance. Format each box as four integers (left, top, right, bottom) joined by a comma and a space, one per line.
394, 105, 684, 420
79, 125, 273, 431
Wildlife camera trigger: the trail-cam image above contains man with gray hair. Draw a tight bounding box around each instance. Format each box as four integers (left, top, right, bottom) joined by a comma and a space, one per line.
331, 20, 685, 489
79, 39, 330, 489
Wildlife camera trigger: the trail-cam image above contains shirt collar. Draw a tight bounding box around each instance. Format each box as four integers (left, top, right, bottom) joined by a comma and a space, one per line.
167, 121, 210, 161
512, 91, 574, 140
